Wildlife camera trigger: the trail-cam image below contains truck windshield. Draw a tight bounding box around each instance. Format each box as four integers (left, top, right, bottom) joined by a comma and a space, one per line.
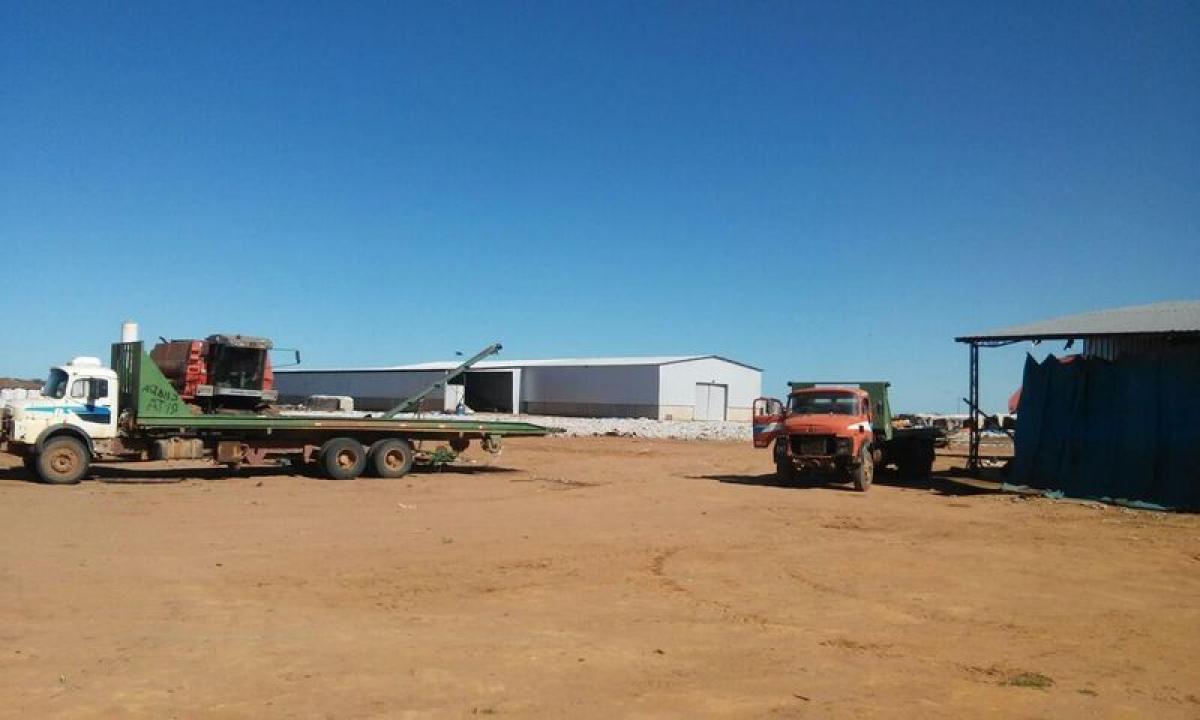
788, 393, 859, 415
44, 369, 69, 399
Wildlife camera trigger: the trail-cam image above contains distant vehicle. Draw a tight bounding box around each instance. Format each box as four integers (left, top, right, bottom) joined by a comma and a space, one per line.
752, 381, 943, 491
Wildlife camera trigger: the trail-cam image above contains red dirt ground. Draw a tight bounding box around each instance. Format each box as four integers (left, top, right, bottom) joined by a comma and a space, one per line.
1, 437, 1197, 718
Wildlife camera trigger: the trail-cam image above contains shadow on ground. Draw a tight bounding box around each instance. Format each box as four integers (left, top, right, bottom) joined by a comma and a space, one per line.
0, 461, 521, 485
693, 469, 1006, 497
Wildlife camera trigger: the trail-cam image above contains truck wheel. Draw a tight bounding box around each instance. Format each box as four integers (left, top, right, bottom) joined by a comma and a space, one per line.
773, 439, 798, 485
37, 437, 91, 485
369, 439, 415, 479
319, 437, 367, 480
775, 459, 799, 486
852, 446, 873, 492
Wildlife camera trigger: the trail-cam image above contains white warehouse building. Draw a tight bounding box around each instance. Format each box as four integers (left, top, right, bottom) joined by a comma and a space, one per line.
275, 355, 762, 422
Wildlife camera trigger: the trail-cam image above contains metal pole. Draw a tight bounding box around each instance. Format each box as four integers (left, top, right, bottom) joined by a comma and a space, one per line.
968, 342, 980, 474
382, 343, 503, 418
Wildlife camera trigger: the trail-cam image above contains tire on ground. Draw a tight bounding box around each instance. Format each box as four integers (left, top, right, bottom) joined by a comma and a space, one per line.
852, 444, 874, 492
37, 436, 91, 485
368, 438, 415, 479
319, 437, 368, 480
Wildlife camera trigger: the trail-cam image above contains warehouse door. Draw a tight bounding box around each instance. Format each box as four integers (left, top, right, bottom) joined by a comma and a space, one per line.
464, 371, 514, 413
694, 383, 728, 421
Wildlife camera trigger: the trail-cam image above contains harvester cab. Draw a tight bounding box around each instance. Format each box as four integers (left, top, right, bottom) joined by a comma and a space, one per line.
150, 334, 287, 412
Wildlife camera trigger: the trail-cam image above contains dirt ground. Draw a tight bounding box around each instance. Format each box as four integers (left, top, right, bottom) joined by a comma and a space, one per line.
1, 438, 1197, 719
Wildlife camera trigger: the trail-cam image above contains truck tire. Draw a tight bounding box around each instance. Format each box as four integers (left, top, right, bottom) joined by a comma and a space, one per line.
898, 441, 935, 480
369, 438, 415, 479
774, 439, 798, 485
319, 437, 367, 480
852, 445, 873, 492
37, 436, 90, 485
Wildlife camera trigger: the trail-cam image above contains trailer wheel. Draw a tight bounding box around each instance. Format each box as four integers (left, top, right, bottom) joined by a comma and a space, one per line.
319, 437, 367, 480
369, 439, 415, 479
852, 446, 873, 492
37, 436, 90, 485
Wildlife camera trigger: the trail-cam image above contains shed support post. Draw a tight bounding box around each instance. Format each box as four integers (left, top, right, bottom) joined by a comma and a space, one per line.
968, 342, 980, 474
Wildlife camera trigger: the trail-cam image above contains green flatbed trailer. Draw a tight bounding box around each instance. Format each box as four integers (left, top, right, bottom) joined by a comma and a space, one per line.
0, 342, 557, 484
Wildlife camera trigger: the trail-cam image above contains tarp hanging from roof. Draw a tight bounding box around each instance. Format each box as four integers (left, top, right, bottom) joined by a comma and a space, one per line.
1009, 348, 1200, 509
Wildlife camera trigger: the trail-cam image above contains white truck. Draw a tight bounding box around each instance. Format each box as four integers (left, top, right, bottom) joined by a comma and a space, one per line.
2, 343, 553, 484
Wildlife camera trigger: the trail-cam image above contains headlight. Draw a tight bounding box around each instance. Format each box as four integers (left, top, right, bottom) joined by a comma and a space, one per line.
835, 437, 852, 455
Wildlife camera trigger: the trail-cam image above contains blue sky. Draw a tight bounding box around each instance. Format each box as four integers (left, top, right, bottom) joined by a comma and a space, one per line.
2, 1, 1197, 412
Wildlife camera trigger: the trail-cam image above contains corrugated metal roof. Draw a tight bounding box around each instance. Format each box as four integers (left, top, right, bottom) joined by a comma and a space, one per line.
278, 355, 762, 373
956, 300, 1200, 342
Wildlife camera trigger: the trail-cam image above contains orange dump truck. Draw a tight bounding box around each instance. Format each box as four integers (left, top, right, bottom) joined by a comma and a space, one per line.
752, 381, 943, 491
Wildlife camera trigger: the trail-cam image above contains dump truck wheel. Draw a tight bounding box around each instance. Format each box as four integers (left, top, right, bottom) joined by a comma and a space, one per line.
773, 439, 798, 485
852, 446, 873, 492
899, 443, 935, 480
320, 437, 367, 479
775, 460, 799, 486
369, 439, 415, 479
37, 437, 90, 485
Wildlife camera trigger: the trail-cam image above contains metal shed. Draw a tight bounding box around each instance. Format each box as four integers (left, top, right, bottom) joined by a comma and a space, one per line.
276, 355, 762, 422
955, 300, 1200, 507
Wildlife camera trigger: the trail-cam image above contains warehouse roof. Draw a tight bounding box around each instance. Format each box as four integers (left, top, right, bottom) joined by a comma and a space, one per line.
956, 300, 1200, 343
278, 354, 761, 373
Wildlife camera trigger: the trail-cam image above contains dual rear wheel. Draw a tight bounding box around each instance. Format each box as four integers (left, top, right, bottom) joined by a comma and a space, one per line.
318, 437, 414, 480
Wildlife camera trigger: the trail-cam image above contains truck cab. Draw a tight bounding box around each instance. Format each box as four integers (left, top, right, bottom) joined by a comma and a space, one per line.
754, 384, 878, 490
1, 357, 118, 482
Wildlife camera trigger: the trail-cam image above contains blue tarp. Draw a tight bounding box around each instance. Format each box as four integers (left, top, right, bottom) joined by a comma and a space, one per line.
1010, 348, 1200, 509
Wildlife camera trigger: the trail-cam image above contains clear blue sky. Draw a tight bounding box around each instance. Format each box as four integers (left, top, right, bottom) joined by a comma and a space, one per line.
2, 2, 1197, 412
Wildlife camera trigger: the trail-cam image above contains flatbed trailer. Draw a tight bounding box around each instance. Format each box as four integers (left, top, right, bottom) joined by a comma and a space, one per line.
1, 342, 557, 484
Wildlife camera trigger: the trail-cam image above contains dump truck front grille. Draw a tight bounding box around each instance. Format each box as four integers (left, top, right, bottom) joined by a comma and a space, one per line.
790, 434, 834, 456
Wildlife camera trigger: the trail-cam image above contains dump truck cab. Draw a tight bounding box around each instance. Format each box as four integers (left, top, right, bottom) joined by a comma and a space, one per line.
754, 384, 881, 490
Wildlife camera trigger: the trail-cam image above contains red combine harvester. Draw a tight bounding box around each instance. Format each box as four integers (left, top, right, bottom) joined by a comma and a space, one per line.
150, 334, 287, 412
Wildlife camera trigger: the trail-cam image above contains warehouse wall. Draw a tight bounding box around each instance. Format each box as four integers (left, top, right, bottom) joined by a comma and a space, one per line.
520, 364, 659, 418
275, 370, 446, 411
658, 359, 761, 422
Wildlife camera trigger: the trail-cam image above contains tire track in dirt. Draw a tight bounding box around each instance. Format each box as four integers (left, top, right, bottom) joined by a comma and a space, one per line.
645, 547, 808, 632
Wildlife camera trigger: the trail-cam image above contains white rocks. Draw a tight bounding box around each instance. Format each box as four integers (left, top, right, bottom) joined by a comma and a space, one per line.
276, 408, 751, 441
452, 413, 751, 441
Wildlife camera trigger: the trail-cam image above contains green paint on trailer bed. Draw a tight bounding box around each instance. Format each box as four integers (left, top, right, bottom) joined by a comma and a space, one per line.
112, 341, 557, 439
133, 414, 555, 436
